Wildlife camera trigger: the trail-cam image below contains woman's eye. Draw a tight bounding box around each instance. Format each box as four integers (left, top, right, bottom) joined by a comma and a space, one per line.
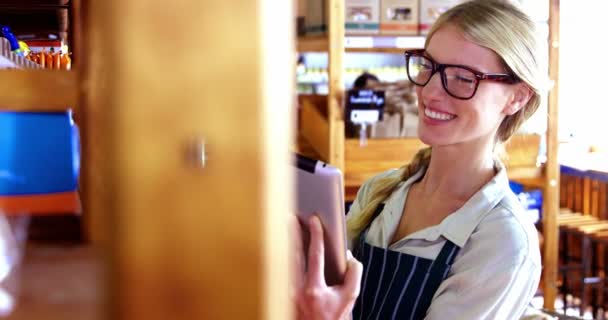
455, 75, 475, 84
420, 59, 433, 68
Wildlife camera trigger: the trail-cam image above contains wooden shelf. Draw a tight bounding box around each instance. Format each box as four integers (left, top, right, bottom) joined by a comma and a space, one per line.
0, 55, 39, 70
342, 135, 543, 201
297, 35, 425, 53
344, 138, 426, 188
0, 43, 81, 112
0, 70, 78, 111
295, 133, 321, 161
299, 96, 330, 161
0, 38, 42, 70
297, 35, 329, 52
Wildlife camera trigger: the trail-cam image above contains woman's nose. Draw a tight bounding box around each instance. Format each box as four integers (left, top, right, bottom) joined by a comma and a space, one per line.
420, 72, 446, 98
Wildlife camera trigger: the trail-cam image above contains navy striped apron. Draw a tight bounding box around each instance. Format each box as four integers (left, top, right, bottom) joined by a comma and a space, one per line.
352, 204, 460, 320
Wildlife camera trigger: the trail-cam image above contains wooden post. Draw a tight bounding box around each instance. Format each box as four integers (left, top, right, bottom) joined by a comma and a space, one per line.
591, 180, 600, 218
567, 175, 575, 210
583, 177, 591, 214
601, 183, 608, 220
543, 0, 560, 311
574, 177, 583, 213
81, 0, 110, 245
71, 0, 95, 243
87, 0, 293, 319
327, 0, 345, 171
559, 174, 567, 208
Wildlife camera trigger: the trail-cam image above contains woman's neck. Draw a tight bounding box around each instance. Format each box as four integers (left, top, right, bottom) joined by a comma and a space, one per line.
418, 140, 497, 201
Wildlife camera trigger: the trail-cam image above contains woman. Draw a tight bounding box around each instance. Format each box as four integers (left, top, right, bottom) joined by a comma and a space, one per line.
294, 0, 545, 319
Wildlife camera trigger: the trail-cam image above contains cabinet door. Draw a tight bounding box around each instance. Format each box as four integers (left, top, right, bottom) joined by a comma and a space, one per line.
85, 1, 294, 319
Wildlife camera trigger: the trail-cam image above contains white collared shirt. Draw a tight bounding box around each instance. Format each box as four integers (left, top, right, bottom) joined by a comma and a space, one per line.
347, 164, 542, 320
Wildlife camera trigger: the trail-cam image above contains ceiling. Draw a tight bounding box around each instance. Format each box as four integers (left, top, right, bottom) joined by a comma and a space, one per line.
0, 0, 69, 40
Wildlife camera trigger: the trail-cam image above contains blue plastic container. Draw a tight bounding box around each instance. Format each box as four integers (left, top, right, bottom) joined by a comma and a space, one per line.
510, 181, 543, 224
509, 181, 524, 195
0, 111, 80, 196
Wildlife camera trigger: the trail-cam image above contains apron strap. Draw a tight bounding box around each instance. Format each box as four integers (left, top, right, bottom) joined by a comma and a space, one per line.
421, 240, 460, 305
430, 240, 460, 273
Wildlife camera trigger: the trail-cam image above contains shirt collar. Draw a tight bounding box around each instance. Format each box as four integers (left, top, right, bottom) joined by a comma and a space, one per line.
440, 162, 510, 247
382, 162, 510, 248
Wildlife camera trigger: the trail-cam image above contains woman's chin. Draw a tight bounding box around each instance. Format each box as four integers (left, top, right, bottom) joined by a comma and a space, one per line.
417, 130, 454, 147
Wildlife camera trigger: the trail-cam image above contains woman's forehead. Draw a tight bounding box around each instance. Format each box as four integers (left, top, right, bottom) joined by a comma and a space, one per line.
425, 24, 505, 73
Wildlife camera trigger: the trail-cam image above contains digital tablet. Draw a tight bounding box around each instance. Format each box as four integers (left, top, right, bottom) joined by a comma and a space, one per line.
294, 154, 347, 286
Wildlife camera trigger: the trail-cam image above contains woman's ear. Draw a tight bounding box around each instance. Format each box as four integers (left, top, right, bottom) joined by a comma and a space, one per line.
503, 84, 533, 116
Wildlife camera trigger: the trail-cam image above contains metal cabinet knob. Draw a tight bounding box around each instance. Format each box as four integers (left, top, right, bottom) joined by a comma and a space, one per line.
184, 138, 208, 168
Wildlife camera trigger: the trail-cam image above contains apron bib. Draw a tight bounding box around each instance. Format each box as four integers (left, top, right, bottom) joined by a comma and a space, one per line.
353, 204, 460, 320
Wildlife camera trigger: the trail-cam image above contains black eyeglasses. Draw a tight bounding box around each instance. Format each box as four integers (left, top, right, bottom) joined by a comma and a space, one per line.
404, 49, 520, 100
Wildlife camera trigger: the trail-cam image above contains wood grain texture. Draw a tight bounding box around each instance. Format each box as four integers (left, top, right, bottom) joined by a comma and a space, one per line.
87, 0, 292, 319
0, 70, 78, 111
503, 134, 542, 167
82, 0, 112, 247
583, 177, 591, 215
560, 174, 567, 208
300, 99, 330, 161
591, 180, 600, 218
601, 183, 608, 220
344, 138, 426, 187
543, 0, 560, 310
574, 177, 583, 213
75, 0, 99, 243
297, 35, 329, 52
328, 0, 345, 171
344, 134, 542, 189
567, 175, 575, 209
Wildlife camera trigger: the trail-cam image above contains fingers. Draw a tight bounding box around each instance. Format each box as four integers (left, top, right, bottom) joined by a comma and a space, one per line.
290, 215, 305, 288
307, 215, 326, 287
339, 250, 363, 301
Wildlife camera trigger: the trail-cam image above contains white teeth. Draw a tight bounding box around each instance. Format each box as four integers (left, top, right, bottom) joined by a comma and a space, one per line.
424, 107, 456, 121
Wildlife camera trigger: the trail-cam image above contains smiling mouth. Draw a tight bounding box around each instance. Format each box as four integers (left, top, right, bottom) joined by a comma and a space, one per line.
424, 107, 457, 121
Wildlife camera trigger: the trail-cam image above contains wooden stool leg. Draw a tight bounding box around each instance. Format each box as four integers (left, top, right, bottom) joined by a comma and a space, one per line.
581, 235, 592, 316
561, 229, 570, 309
604, 243, 608, 313
592, 241, 600, 316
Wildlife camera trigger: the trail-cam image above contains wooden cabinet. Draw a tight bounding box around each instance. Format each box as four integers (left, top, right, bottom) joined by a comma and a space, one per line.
83, 0, 294, 319
2, 0, 295, 319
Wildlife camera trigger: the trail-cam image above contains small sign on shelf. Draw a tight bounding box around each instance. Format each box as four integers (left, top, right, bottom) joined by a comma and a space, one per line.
345, 36, 374, 48
344, 35, 426, 50
395, 36, 426, 49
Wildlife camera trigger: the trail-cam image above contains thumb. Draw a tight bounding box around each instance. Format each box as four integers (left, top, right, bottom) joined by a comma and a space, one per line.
307, 215, 326, 286
347, 250, 354, 260
340, 251, 363, 300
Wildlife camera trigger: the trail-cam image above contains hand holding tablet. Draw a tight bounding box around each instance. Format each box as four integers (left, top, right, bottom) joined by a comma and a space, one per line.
294, 154, 348, 286
292, 154, 364, 319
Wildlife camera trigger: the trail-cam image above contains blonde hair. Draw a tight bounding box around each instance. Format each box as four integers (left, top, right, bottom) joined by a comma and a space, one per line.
347, 147, 432, 240
427, 0, 544, 143
346, 0, 543, 241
